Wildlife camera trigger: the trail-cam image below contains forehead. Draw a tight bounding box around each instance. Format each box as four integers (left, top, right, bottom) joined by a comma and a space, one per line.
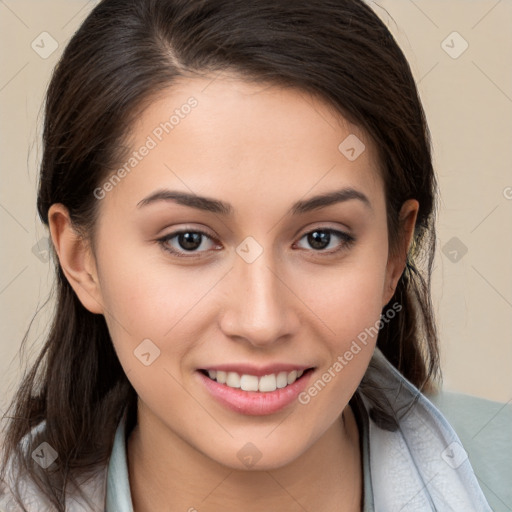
101, 74, 384, 218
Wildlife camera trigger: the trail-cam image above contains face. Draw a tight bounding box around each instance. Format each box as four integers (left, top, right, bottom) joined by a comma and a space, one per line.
53, 74, 417, 470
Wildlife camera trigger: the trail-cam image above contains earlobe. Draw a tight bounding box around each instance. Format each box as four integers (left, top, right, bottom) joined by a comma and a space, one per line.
382, 199, 419, 307
48, 204, 104, 315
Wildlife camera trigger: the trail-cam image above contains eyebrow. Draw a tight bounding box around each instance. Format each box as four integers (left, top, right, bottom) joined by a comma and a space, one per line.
136, 186, 372, 216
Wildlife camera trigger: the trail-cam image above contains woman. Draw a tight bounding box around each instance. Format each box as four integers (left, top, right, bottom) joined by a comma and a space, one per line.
0, 0, 493, 510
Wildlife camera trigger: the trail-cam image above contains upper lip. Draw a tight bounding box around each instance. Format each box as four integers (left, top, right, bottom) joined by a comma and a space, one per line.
199, 363, 314, 377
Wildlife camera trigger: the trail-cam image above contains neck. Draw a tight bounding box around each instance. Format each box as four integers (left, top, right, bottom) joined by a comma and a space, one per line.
127, 402, 362, 512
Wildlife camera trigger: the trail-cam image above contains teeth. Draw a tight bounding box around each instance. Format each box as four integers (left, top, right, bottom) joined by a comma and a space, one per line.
206, 369, 308, 392
226, 372, 241, 388
276, 371, 288, 389
259, 374, 277, 392
240, 374, 259, 392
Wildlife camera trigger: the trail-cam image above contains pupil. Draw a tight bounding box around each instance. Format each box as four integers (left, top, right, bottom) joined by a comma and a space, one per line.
309, 230, 330, 250
179, 232, 202, 250
177, 231, 331, 252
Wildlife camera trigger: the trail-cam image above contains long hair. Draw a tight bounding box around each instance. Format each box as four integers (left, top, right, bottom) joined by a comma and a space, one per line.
1, 0, 440, 509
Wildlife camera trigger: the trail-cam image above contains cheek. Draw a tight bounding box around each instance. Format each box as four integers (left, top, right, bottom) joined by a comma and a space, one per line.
98, 262, 198, 419
295, 244, 388, 403
96, 232, 204, 338
96, 247, 221, 396
296, 269, 385, 427
299, 248, 388, 344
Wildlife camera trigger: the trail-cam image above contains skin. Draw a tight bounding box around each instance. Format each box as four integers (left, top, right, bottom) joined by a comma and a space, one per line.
49, 73, 418, 511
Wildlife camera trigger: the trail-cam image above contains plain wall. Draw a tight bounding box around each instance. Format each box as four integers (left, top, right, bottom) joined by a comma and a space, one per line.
1, 0, 511, 419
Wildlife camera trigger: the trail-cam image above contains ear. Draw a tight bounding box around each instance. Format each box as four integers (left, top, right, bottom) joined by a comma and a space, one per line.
382, 199, 419, 307
48, 203, 104, 314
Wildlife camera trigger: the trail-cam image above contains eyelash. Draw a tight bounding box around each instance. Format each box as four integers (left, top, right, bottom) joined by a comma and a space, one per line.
157, 227, 356, 259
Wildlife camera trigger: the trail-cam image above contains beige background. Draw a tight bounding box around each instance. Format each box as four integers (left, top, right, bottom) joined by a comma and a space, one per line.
0, 0, 511, 419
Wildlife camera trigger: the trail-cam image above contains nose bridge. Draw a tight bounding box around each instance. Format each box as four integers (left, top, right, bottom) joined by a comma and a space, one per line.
221, 239, 297, 346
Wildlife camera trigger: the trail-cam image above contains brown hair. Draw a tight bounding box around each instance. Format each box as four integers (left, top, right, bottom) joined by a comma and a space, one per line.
1, 0, 440, 509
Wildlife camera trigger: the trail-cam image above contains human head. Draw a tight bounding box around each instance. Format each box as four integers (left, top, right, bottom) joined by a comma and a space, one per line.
2, 0, 439, 509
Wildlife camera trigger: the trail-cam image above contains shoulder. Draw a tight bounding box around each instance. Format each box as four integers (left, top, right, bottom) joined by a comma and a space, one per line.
359, 348, 494, 511
427, 390, 512, 512
0, 422, 108, 512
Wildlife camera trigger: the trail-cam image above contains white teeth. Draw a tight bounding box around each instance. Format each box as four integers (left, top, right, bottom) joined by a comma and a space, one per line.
259, 374, 277, 392
206, 369, 308, 392
276, 371, 288, 389
226, 372, 241, 388
287, 370, 298, 385
240, 374, 259, 392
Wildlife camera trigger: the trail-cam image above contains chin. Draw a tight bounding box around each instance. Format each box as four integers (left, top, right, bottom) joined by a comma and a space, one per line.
203, 436, 310, 472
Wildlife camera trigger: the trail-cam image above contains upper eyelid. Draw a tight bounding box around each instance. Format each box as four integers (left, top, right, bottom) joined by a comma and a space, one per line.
160, 223, 353, 241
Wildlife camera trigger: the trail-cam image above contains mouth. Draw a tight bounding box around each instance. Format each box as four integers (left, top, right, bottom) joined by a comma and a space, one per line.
196, 367, 316, 416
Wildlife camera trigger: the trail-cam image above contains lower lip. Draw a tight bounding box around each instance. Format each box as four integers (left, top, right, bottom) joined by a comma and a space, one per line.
196, 369, 314, 416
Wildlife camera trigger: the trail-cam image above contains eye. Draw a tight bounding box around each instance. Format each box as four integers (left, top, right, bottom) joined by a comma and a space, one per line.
294, 228, 355, 254
157, 228, 220, 258
157, 226, 356, 259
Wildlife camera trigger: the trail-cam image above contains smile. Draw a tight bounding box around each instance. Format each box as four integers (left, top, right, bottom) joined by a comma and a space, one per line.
196, 367, 315, 415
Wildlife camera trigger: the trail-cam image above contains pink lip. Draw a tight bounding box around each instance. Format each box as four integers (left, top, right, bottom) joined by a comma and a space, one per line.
200, 363, 312, 377
196, 368, 314, 416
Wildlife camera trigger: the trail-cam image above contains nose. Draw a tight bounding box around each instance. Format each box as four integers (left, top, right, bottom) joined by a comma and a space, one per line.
219, 248, 300, 348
